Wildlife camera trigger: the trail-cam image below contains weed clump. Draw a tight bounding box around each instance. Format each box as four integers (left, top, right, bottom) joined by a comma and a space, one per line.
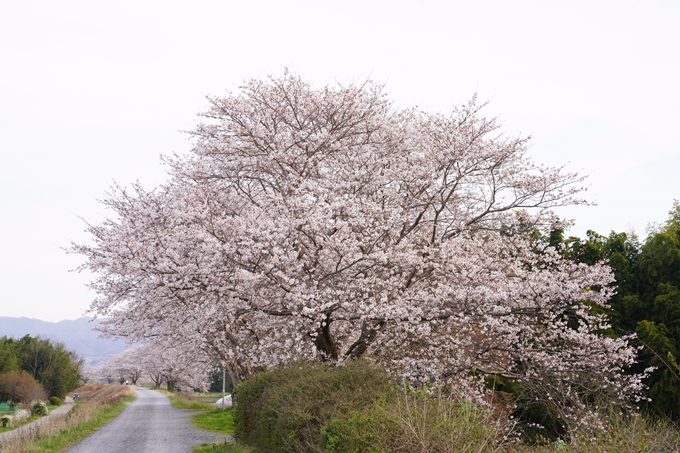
323, 389, 499, 453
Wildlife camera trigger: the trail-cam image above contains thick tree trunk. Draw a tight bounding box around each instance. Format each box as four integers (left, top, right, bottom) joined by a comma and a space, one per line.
313, 317, 338, 361
345, 321, 383, 360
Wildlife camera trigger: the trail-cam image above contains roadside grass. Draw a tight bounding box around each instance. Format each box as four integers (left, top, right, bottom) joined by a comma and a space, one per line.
161, 390, 217, 411
0, 384, 135, 453
191, 392, 225, 405
192, 408, 235, 435
192, 440, 253, 453
160, 390, 240, 453
161, 390, 235, 433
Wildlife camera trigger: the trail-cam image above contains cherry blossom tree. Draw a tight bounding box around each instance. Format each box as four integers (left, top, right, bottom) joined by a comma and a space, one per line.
144, 342, 213, 392
79, 364, 101, 384
73, 73, 645, 431
96, 343, 213, 391
97, 363, 116, 384
105, 347, 146, 385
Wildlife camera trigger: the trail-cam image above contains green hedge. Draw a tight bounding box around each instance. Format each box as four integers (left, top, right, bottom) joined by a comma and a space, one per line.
233, 360, 392, 453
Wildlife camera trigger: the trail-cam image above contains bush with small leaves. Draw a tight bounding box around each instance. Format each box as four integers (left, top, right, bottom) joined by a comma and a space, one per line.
49, 396, 62, 406
31, 400, 48, 416
0, 415, 13, 428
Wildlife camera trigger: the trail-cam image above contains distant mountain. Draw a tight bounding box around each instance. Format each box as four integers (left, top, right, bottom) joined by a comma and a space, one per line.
0, 316, 131, 365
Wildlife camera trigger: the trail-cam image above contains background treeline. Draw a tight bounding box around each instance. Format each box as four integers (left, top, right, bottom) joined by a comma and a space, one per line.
551, 200, 680, 420
0, 335, 82, 400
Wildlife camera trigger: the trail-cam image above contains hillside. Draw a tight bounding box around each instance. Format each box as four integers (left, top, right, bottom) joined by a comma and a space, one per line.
0, 316, 130, 364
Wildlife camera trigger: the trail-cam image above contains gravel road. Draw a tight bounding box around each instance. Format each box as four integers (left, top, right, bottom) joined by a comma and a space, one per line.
66, 387, 230, 453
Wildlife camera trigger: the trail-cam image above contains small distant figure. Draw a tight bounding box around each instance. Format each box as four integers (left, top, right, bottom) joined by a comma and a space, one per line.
74, 393, 80, 401
124, 380, 129, 385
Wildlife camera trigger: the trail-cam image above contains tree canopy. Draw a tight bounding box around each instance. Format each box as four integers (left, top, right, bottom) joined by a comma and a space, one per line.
73, 73, 644, 432
0, 335, 82, 400
560, 201, 680, 419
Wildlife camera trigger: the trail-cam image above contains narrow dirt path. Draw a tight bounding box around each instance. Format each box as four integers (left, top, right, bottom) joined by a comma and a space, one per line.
66, 387, 229, 453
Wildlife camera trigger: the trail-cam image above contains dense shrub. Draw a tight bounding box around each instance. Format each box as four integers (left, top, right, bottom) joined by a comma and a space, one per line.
0, 370, 48, 403
49, 396, 62, 406
31, 400, 48, 416
233, 360, 392, 453
1, 415, 13, 428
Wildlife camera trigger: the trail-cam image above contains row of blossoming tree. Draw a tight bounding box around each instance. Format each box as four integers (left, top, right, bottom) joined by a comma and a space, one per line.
84, 343, 213, 392
73, 73, 646, 434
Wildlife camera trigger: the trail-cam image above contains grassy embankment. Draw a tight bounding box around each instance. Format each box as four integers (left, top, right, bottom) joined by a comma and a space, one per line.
0, 383, 135, 453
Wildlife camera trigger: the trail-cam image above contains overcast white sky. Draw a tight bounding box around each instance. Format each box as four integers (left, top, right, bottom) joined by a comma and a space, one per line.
1, 0, 678, 322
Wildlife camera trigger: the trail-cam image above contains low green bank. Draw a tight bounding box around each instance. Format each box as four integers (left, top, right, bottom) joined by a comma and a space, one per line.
192, 408, 235, 435
192, 440, 253, 453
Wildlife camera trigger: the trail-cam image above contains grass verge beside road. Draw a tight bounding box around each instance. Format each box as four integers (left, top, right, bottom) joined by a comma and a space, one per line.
162, 390, 235, 435
192, 441, 253, 453
192, 408, 234, 435
162, 390, 217, 411
190, 407, 251, 452
161, 390, 245, 453
0, 384, 134, 453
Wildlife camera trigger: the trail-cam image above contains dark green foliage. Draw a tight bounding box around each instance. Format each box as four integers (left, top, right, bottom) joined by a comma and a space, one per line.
0, 335, 82, 399
485, 374, 570, 444
551, 201, 680, 420
49, 396, 62, 406
233, 360, 392, 453
209, 368, 234, 393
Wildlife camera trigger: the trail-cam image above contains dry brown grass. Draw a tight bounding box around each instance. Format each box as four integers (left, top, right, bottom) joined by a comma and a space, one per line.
71, 383, 134, 403
0, 384, 135, 452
